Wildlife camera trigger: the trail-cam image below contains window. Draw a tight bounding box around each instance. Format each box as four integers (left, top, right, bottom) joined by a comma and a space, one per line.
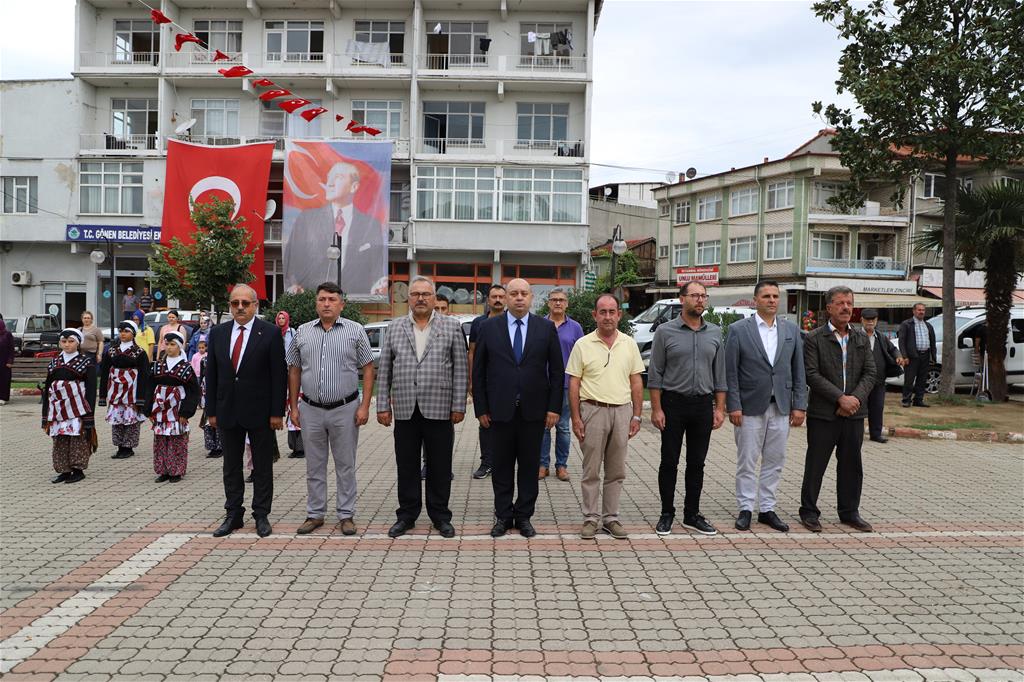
696, 240, 720, 265
696, 193, 721, 221
354, 20, 405, 64
265, 21, 324, 62
516, 103, 569, 144
922, 173, 945, 199
193, 20, 242, 61
502, 264, 576, 284
765, 232, 793, 260
352, 100, 402, 138
766, 180, 795, 210
658, 245, 669, 258
813, 182, 842, 207
417, 166, 495, 220
672, 243, 689, 267
811, 233, 845, 260
80, 161, 143, 215
114, 19, 159, 62
658, 201, 670, 217
391, 180, 411, 222
501, 168, 583, 223
728, 236, 756, 263
111, 98, 158, 146
1, 177, 38, 214
191, 99, 240, 138
519, 22, 573, 61
260, 99, 322, 139
425, 21, 488, 68
729, 187, 758, 216
673, 200, 691, 224
422, 101, 485, 151
419, 262, 494, 309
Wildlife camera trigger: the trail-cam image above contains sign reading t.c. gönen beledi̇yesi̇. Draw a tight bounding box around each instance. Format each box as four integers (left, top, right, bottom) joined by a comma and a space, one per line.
65, 224, 162, 242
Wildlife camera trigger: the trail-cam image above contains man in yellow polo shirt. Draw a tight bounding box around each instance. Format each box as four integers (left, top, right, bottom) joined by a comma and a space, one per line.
566, 293, 645, 540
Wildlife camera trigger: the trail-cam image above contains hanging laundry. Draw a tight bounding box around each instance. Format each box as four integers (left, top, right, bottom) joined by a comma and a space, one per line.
347, 39, 389, 66
565, 28, 574, 51
433, 23, 443, 34
479, 37, 492, 53
527, 31, 537, 43
533, 32, 551, 56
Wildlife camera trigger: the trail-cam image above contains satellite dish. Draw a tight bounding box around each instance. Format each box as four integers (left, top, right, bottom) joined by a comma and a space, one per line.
603, 186, 613, 196
664, 172, 676, 184
175, 118, 197, 135
686, 167, 697, 179
392, 281, 409, 303
264, 199, 277, 218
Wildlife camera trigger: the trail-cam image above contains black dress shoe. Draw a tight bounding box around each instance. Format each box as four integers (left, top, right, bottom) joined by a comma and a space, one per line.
870, 435, 889, 443
900, 401, 912, 408
800, 515, 823, 533
472, 465, 492, 479
434, 521, 456, 538
206, 450, 220, 458
124, 448, 135, 457
112, 448, 126, 459
212, 515, 244, 537
51, 472, 70, 484
245, 473, 253, 483
65, 469, 85, 484
758, 510, 790, 532
168, 475, 182, 483
735, 510, 752, 531
515, 519, 537, 538
254, 516, 272, 537
490, 519, 512, 537
388, 519, 415, 538
155, 474, 170, 482
840, 515, 874, 532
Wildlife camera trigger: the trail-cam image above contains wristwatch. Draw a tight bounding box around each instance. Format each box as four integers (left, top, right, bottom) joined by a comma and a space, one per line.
631, 416, 642, 423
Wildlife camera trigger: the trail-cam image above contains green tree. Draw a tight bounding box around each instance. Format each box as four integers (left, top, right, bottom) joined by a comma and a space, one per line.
148, 197, 256, 314
811, 0, 1024, 395
264, 290, 368, 327
703, 306, 743, 342
915, 183, 1024, 401
537, 288, 632, 335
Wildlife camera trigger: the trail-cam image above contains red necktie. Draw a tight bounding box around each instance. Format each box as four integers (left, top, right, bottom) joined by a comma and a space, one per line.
231, 326, 245, 371
334, 211, 347, 237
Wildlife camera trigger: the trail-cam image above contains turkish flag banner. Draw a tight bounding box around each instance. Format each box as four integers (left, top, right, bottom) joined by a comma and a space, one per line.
161, 139, 275, 298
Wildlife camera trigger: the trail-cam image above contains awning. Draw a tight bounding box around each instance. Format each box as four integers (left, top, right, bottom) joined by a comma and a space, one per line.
854, 293, 941, 308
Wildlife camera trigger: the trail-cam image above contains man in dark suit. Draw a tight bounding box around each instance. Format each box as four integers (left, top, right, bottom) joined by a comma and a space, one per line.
799, 286, 877, 533
473, 278, 563, 538
283, 161, 386, 297
861, 309, 904, 443
897, 303, 936, 407
206, 283, 287, 538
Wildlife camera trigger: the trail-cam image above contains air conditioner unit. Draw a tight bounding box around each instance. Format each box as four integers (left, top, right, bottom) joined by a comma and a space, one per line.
871, 256, 893, 269
10, 270, 31, 286
863, 201, 881, 216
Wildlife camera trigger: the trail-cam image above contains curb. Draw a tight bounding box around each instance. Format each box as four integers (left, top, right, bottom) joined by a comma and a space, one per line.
888, 426, 1024, 443
12, 388, 41, 396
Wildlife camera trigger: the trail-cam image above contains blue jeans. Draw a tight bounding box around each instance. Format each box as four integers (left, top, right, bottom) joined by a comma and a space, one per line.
540, 388, 570, 469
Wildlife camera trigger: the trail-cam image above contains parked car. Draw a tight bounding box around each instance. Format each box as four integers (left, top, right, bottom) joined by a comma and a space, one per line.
140, 309, 230, 342
6, 314, 61, 356
452, 314, 478, 346
364, 320, 391, 368
633, 298, 757, 371
888, 306, 1024, 393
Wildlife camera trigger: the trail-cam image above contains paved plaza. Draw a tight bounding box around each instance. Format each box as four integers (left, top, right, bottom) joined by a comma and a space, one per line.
1, 392, 1022, 681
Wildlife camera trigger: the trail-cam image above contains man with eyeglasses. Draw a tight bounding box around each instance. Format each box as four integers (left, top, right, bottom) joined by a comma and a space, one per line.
206, 284, 287, 538
539, 288, 584, 482
649, 280, 727, 536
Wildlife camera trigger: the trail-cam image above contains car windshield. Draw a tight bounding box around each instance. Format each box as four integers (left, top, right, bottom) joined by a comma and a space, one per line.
365, 328, 381, 347
928, 315, 976, 344
30, 316, 60, 332
634, 303, 670, 324
6, 320, 18, 332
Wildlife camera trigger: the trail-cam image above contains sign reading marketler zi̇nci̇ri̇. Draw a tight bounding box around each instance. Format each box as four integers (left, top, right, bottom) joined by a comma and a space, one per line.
65, 224, 162, 243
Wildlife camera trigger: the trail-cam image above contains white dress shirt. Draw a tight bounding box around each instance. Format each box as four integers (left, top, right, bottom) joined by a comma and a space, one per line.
232, 319, 255, 368
507, 312, 529, 350
333, 203, 355, 269
756, 313, 778, 367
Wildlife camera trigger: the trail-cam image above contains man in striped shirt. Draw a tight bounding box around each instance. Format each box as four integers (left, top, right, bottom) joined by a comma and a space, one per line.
288, 281, 375, 536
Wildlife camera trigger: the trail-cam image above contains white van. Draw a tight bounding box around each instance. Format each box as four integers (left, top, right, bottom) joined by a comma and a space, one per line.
632, 298, 756, 356
887, 306, 1024, 393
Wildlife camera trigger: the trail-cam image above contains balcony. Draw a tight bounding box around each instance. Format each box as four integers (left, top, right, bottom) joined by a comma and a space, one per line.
808, 200, 909, 227
163, 52, 246, 69
418, 54, 586, 76
80, 133, 161, 155
806, 257, 907, 277
418, 138, 584, 161
79, 51, 159, 69
337, 52, 409, 69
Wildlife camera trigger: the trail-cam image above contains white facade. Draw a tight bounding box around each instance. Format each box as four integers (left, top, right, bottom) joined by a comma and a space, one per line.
1, 0, 599, 325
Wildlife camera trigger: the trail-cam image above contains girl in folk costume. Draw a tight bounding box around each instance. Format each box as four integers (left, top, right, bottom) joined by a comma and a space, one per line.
197, 341, 224, 459
276, 311, 304, 459
99, 320, 149, 459
42, 329, 97, 484
143, 331, 199, 483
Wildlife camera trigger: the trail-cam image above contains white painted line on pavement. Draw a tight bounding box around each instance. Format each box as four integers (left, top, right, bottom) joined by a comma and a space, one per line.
438, 669, 1024, 682
0, 533, 194, 674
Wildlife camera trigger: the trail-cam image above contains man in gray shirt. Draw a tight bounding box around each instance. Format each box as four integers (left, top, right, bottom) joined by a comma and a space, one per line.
648, 281, 727, 536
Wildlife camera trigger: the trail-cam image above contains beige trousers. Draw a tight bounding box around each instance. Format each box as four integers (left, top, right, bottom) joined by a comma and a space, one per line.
579, 402, 631, 523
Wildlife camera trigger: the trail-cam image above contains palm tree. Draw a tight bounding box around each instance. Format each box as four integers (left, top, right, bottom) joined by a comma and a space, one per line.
915, 183, 1024, 401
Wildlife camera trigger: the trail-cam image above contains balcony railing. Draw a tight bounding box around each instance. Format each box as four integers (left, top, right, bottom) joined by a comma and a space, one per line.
80, 133, 160, 151
421, 54, 490, 70
419, 138, 493, 155
79, 52, 159, 67
807, 257, 907, 274
505, 139, 585, 158
264, 52, 326, 64
513, 55, 586, 72
340, 52, 407, 68
418, 54, 586, 73
418, 138, 584, 159
264, 220, 283, 243
163, 52, 245, 68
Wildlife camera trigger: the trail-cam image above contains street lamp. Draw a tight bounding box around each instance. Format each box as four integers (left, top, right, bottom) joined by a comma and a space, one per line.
609, 224, 627, 298
326, 236, 342, 288
89, 237, 116, 342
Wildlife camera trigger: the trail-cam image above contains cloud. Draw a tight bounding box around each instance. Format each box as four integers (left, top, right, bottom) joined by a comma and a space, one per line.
0, 0, 75, 79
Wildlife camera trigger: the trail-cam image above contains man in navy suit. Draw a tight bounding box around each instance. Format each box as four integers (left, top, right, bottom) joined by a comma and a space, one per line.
473, 278, 564, 538
206, 283, 287, 538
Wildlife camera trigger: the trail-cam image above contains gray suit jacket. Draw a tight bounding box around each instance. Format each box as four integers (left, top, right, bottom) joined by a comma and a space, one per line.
375, 314, 468, 421
725, 315, 808, 416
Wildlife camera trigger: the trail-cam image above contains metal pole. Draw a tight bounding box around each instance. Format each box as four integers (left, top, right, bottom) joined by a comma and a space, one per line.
108, 238, 117, 342
609, 225, 620, 294
335, 233, 342, 288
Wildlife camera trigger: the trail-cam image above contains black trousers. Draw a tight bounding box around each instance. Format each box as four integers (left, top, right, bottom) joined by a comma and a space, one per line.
489, 407, 545, 522
867, 383, 887, 439
478, 424, 493, 468
220, 424, 275, 519
658, 392, 714, 518
395, 406, 454, 524
800, 417, 864, 521
902, 355, 930, 404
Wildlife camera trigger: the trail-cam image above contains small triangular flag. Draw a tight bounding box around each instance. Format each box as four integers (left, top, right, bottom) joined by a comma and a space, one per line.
212, 50, 231, 61
174, 33, 203, 52
278, 98, 312, 113
150, 9, 172, 24
300, 107, 329, 122
218, 65, 254, 77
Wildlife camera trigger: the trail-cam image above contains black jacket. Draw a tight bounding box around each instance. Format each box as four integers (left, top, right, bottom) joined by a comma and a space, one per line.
99, 343, 149, 408
803, 323, 877, 421
205, 317, 287, 430
897, 316, 936, 362
42, 353, 97, 429
143, 357, 200, 420
867, 331, 900, 388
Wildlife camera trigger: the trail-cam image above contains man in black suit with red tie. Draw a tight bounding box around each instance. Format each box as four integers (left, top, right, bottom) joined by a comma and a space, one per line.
206, 284, 287, 538
473, 278, 564, 538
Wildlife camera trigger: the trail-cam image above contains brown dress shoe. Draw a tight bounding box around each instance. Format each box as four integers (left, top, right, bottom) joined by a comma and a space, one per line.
840, 515, 874, 532
556, 466, 569, 481
296, 518, 324, 535
538, 466, 549, 480
340, 518, 357, 536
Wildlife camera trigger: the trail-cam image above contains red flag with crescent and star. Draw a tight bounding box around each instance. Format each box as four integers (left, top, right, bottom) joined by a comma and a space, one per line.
161, 139, 275, 298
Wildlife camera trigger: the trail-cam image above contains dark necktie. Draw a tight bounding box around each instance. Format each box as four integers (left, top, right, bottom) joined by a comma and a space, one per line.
513, 319, 523, 365
231, 326, 245, 371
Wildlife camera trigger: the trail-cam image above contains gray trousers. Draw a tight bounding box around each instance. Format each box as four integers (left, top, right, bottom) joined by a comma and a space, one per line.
734, 401, 789, 513
299, 400, 359, 521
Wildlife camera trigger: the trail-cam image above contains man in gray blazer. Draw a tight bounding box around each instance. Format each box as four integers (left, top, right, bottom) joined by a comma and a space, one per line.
376, 276, 468, 538
725, 281, 807, 532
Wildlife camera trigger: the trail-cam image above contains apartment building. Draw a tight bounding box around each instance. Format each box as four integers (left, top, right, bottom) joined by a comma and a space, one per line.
0, 0, 601, 327
650, 130, 1023, 320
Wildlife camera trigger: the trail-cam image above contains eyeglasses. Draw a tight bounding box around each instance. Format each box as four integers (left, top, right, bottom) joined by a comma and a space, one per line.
686, 294, 710, 301
230, 299, 254, 308
408, 292, 434, 299
549, 298, 568, 304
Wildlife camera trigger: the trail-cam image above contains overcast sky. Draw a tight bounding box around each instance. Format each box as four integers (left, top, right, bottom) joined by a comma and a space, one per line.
0, 0, 851, 186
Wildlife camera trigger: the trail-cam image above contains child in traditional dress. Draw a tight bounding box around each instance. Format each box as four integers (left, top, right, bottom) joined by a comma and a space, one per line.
42, 329, 97, 484
144, 331, 199, 483
198, 343, 223, 458
99, 320, 149, 459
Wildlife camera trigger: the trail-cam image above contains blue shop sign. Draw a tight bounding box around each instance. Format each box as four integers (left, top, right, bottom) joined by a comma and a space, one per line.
66, 224, 161, 243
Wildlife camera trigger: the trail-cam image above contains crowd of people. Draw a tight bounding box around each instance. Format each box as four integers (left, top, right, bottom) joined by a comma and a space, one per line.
29, 276, 924, 539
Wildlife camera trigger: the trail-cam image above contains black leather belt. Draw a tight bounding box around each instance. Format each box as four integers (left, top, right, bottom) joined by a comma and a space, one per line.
302, 391, 359, 410
583, 399, 628, 408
